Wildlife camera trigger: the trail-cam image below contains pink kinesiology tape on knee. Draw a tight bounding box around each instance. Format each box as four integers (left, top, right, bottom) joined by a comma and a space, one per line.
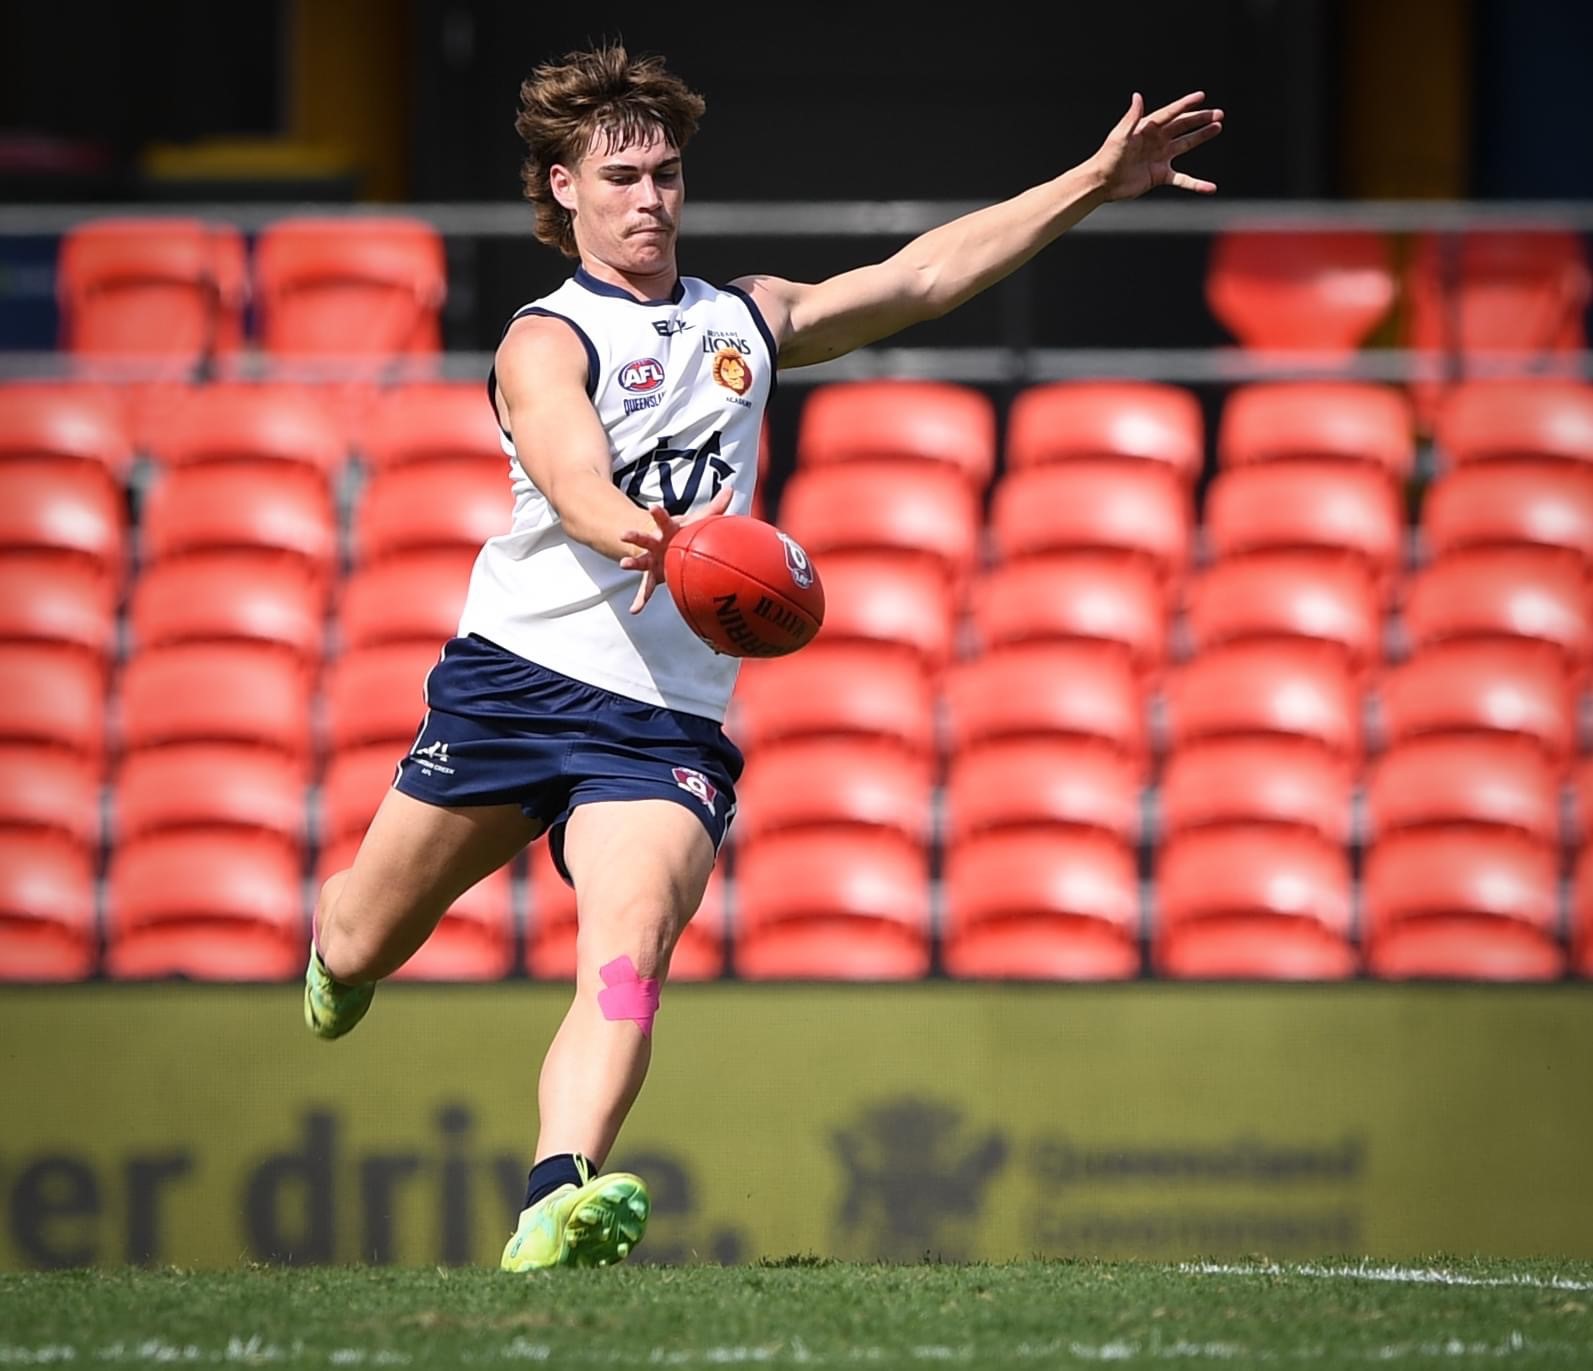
596, 956, 661, 1037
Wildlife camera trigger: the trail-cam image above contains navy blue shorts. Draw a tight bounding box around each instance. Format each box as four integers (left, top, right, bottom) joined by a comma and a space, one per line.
393, 634, 743, 883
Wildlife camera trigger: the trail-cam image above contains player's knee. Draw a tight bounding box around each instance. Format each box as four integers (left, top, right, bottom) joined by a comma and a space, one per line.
575, 896, 681, 982
315, 878, 385, 984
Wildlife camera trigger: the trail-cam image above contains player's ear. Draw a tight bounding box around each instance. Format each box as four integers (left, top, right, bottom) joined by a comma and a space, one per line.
549, 162, 578, 212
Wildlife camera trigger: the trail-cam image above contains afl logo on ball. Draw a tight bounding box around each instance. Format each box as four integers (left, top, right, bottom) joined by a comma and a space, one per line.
777, 531, 815, 589
711, 347, 752, 396
620, 358, 666, 393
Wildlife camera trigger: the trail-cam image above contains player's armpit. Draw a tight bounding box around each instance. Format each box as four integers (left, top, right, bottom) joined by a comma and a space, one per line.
494, 316, 648, 563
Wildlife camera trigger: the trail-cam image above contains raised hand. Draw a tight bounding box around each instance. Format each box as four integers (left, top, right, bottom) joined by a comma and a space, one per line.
619, 483, 734, 614
1088, 91, 1223, 202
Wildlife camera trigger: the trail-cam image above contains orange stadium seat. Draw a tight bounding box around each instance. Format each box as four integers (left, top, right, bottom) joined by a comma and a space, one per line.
323, 642, 441, 754
0, 461, 124, 600
1154, 828, 1356, 980
119, 644, 313, 773
0, 749, 99, 858
968, 557, 1167, 678
733, 830, 930, 980
1578, 756, 1593, 846
0, 561, 116, 673
1576, 848, 1593, 979
320, 744, 400, 850
130, 556, 325, 674
1005, 381, 1204, 483
525, 840, 725, 982
1364, 829, 1563, 981
1379, 642, 1575, 768
0, 382, 133, 487
778, 463, 980, 590
1366, 737, 1561, 850
1401, 552, 1589, 679
362, 381, 508, 471
1216, 381, 1415, 481
729, 648, 936, 765
1164, 643, 1361, 762
806, 555, 955, 676
114, 745, 305, 859
106, 831, 304, 980
795, 380, 996, 490
337, 553, 473, 653
1421, 463, 1593, 573
945, 645, 1147, 770
1204, 229, 1396, 353
1204, 461, 1403, 600
354, 462, 513, 565
989, 461, 1190, 590
1434, 380, 1593, 469
141, 465, 336, 599
1185, 556, 1382, 678
0, 833, 97, 981
1159, 741, 1353, 848
943, 830, 1140, 980
57, 218, 248, 364
0, 648, 105, 767
252, 217, 446, 358
944, 740, 1141, 849
143, 382, 347, 486
733, 740, 931, 854
1404, 230, 1590, 425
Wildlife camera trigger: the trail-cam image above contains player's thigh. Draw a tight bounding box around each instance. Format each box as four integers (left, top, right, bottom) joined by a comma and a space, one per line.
560, 799, 716, 977
322, 787, 541, 967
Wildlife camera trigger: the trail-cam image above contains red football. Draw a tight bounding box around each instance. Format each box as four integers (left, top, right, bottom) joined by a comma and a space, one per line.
664, 515, 825, 657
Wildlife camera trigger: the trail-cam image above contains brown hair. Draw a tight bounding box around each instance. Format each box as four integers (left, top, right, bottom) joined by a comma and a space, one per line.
515, 44, 706, 259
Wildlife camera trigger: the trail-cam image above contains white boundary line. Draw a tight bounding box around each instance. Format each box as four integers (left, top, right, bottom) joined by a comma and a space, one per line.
1180, 1260, 1593, 1291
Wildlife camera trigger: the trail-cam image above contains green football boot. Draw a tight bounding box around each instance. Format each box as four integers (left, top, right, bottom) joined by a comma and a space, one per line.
500, 1164, 651, 1271
302, 943, 374, 1040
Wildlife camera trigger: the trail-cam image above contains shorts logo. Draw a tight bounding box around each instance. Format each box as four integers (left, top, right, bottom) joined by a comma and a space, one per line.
672, 766, 718, 813
711, 348, 752, 396
411, 739, 456, 776
777, 531, 815, 589
620, 358, 666, 393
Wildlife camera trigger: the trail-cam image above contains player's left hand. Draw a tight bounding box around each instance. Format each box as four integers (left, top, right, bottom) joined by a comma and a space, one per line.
1088, 91, 1223, 201
619, 484, 734, 614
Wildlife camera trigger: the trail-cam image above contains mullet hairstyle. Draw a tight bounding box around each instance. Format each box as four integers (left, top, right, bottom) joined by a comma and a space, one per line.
515, 44, 706, 259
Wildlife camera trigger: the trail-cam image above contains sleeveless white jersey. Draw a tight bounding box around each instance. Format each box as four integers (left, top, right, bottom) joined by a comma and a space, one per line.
457, 268, 774, 722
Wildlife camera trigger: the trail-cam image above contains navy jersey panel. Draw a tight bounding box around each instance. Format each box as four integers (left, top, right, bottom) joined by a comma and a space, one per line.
393, 635, 743, 873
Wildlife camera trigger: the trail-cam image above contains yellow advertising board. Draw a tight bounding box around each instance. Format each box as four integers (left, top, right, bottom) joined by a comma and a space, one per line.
1, 984, 1591, 1270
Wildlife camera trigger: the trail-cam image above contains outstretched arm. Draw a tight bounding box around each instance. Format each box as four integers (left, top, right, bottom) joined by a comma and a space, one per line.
737, 91, 1223, 369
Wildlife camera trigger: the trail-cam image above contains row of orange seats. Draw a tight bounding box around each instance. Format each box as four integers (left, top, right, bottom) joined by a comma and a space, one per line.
8, 808, 1593, 983
48, 219, 1590, 383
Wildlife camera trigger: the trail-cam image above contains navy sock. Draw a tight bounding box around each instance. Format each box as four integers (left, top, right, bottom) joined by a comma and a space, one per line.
524, 1153, 594, 1209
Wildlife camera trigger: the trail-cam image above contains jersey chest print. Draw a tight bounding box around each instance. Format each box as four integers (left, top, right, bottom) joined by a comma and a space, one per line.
612, 429, 733, 516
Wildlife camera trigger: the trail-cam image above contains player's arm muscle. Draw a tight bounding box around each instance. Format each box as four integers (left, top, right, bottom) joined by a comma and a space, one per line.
737, 162, 1109, 369
493, 316, 644, 563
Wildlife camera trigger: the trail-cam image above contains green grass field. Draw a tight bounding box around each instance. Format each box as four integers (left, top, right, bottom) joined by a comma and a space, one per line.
3, 1259, 1592, 1369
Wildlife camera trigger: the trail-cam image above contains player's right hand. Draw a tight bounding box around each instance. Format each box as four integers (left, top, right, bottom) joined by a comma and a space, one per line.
619, 484, 734, 614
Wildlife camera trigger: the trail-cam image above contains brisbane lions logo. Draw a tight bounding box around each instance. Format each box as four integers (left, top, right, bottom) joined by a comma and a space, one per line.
710, 348, 751, 396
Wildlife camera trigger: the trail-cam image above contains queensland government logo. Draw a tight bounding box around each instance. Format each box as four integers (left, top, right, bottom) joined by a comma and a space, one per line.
831, 1098, 1007, 1260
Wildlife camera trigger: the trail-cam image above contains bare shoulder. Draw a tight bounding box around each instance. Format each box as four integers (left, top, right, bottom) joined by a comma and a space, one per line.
729, 273, 801, 345
496, 312, 589, 386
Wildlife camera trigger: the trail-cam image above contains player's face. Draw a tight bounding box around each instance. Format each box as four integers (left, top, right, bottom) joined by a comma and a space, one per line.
562, 129, 683, 278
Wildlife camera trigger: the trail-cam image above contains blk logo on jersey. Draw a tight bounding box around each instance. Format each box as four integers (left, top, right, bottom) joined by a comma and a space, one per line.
620, 358, 666, 393
652, 318, 693, 337
672, 766, 718, 812
613, 430, 733, 517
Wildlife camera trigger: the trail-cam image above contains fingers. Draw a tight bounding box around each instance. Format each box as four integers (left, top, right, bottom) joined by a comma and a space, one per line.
1147, 90, 1207, 126
629, 570, 657, 615
1165, 108, 1223, 136
1168, 171, 1217, 194
1112, 91, 1144, 136
1169, 121, 1224, 158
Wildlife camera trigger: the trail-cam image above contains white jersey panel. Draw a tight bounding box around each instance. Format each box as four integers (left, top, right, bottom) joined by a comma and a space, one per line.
457, 270, 773, 722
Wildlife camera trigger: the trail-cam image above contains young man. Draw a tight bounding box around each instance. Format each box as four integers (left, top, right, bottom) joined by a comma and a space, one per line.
304, 44, 1222, 1270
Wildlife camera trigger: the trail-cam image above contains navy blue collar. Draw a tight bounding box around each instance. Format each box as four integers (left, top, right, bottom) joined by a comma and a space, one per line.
574, 266, 685, 306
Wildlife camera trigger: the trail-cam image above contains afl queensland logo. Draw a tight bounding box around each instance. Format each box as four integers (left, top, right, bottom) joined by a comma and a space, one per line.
777, 531, 815, 589
620, 357, 666, 394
